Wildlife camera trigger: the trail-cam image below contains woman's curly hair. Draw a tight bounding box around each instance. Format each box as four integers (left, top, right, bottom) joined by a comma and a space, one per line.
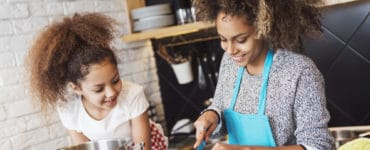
192, 0, 323, 51
26, 13, 118, 114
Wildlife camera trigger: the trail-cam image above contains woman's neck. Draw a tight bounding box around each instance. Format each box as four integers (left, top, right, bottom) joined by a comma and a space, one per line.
246, 47, 269, 76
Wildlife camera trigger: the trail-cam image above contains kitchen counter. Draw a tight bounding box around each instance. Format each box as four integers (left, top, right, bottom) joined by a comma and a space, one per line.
329, 125, 370, 132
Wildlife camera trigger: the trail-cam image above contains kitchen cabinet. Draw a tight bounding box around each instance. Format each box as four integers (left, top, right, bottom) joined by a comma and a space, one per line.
121, 0, 360, 43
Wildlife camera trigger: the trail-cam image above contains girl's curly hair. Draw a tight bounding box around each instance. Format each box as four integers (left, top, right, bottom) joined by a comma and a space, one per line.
26, 13, 118, 114
192, 0, 323, 51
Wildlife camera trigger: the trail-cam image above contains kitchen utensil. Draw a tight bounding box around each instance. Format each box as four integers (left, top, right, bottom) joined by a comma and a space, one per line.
208, 73, 215, 93
196, 140, 206, 150
197, 57, 207, 90
202, 54, 216, 92
171, 118, 194, 135
210, 52, 219, 81
359, 132, 370, 138
57, 138, 144, 150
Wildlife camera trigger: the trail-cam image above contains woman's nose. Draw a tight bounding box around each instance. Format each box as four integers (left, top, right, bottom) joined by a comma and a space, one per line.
224, 42, 237, 55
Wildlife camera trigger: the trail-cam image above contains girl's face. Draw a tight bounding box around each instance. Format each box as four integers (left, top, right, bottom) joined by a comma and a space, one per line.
72, 58, 122, 112
216, 12, 265, 67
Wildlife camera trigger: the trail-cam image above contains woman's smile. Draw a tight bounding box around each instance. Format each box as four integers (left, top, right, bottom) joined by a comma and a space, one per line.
231, 53, 247, 63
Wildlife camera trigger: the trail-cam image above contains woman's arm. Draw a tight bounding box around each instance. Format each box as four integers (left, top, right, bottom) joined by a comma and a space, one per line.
193, 54, 234, 148
68, 130, 90, 145
131, 110, 151, 150
293, 59, 334, 149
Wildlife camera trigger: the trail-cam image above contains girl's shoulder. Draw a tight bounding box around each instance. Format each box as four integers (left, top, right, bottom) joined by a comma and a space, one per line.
120, 80, 145, 97
116, 80, 149, 118
117, 80, 148, 105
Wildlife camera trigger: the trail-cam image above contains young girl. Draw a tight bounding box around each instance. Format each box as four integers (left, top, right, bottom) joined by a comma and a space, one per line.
26, 13, 151, 150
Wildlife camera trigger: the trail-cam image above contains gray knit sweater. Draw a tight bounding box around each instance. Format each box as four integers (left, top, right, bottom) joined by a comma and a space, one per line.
208, 49, 334, 150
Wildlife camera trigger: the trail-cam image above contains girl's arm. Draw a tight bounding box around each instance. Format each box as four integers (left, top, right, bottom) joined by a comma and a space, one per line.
131, 110, 151, 150
68, 130, 90, 145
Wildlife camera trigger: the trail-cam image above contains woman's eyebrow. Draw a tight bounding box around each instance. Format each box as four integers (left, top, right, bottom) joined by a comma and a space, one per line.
218, 32, 250, 40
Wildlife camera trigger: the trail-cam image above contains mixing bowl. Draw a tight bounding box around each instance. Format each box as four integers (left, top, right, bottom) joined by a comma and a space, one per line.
57, 138, 144, 150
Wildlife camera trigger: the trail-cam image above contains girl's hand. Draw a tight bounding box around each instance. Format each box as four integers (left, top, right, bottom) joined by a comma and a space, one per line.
193, 110, 219, 149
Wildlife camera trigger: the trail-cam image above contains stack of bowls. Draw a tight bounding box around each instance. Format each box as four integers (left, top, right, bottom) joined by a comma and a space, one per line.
131, 3, 175, 32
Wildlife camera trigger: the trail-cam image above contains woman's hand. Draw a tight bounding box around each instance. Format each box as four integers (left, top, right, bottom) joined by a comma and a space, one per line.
193, 110, 219, 149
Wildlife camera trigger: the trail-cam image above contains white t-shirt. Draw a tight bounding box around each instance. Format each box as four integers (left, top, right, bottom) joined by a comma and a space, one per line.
57, 81, 149, 140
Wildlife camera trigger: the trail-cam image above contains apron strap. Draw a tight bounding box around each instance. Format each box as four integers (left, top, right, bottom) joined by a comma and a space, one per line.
228, 49, 274, 114
257, 49, 274, 115
229, 67, 245, 110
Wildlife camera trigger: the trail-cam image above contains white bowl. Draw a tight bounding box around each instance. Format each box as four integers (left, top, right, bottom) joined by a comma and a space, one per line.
131, 3, 172, 20
133, 14, 175, 32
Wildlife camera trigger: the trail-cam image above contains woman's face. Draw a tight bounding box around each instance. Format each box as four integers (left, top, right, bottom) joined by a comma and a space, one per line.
72, 58, 122, 112
216, 12, 264, 67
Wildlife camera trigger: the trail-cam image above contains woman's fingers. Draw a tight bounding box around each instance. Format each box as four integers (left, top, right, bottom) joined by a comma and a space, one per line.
193, 110, 219, 148
205, 122, 217, 141
193, 125, 207, 148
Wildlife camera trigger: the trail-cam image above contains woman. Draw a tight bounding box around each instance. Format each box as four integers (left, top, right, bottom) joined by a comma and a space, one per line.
192, 0, 334, 150
26, 13, 151, 150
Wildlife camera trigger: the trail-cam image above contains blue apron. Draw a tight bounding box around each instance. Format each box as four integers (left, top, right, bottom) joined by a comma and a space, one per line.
224, 49, 276, 147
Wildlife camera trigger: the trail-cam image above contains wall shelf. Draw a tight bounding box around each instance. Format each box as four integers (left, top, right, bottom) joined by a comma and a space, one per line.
121, 0, 358, 43
121, 21, 215, 43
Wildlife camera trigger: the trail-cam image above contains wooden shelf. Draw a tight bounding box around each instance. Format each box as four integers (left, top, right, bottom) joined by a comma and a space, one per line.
121, 21, 215, 43
121, 0, 358, 43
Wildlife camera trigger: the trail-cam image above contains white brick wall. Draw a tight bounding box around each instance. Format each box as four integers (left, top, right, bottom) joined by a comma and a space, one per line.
0, 0, 163, 149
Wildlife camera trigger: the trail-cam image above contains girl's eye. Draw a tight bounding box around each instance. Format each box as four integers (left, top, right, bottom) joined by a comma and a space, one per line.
112, 78, 120, 84
94, 88, 103, 93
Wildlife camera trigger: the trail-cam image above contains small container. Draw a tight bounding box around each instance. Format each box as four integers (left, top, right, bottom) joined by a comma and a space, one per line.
171, 60, 194, 84
173, 0, 194, 24
176, 8, 194, 24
